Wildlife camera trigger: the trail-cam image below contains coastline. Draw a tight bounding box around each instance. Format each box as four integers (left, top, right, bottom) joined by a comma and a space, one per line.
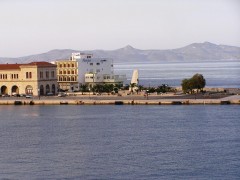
0, 95, 239, 105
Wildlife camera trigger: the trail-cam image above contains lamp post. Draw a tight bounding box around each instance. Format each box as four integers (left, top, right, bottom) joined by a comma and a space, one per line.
89, 87, 91, 99
38, 88, 40, 100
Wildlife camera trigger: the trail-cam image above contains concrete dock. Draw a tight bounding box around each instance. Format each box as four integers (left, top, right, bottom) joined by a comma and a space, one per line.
0, 95, 239, 105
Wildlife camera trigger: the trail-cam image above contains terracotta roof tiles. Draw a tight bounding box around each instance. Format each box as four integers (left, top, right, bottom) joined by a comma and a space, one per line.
0, 61, 56, 70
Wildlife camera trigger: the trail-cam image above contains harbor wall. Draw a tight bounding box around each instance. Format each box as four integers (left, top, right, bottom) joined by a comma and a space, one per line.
0, 99, 239, 105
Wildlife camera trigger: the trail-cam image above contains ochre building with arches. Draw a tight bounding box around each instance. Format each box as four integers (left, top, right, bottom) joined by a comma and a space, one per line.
0, 62, 57, 96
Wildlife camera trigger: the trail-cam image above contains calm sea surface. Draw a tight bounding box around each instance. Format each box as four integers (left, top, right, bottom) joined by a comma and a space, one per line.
115, 60, 240, 87
0, 105, 240, 179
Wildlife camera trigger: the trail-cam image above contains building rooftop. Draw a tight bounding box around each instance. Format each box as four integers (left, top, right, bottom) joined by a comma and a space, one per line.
0, 61, 56, 70
27, 61, 56, 67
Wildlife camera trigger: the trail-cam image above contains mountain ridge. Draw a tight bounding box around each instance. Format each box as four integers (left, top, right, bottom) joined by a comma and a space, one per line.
0, 42, 239, 64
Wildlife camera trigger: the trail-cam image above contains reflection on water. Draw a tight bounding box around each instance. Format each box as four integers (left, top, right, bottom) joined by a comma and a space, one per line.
115, 60, 240, 87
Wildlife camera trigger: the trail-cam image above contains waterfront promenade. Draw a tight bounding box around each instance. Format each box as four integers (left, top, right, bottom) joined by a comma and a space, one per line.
0, 92, 239, 105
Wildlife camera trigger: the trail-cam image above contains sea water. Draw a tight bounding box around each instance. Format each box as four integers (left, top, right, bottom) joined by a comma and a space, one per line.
0, 105, 239, 179
115, 60, 240, 87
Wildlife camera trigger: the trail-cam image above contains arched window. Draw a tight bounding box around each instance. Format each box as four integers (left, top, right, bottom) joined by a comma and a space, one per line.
11, 85, 19, 94
1, 85, 8, 94
25, 85, 33, 94
52, 84, 56, 94
46, 84, 50, 94
40, 85, 44, 95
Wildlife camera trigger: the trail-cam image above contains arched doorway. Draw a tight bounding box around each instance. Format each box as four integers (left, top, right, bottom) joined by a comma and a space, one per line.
52, 84, 56, 94
40, 85, 44, 95
46, 84, 50, 94
11, 85, 19, 94
25, 85, 33, 94
1, 86, 8, 94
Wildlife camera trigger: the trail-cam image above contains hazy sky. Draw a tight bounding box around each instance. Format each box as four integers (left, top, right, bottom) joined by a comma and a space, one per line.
0, 0, 239, 57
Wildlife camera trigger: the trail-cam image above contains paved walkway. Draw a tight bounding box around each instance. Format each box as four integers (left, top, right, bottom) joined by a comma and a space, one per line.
220, 95, 240, 101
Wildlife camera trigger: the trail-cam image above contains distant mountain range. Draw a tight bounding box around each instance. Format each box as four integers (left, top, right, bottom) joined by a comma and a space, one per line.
0, 42, 239, 64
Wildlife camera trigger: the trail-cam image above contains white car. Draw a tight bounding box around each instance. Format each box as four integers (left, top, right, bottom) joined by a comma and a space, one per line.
58, 92, 67, 97
26, 94, 33, 98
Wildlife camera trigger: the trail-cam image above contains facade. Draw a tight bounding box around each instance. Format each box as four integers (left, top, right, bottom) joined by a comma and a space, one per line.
55, 60, 78, 91
0, 62, 57, 96
56, 53, 126, 90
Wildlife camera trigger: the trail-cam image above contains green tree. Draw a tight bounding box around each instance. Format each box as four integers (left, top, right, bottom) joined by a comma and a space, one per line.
181, 74, 206, 94
80, 84, 88, 95
191, 73, 206, 92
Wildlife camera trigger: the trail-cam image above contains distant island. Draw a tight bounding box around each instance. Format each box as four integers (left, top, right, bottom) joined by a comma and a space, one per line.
0, 42, 240, 64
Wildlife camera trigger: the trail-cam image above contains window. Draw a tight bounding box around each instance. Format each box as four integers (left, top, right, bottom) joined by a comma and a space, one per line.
40, 71, 43, 79
26, 72, 32, 79
11, 74, 19, 79
96, 63, 100, 65
51, 71, 55, 78
90, 63, 93, 66
72, 64, 74, 67
46, 71, 49, 79
72, 71, 74, 74
60, 64, 62, 68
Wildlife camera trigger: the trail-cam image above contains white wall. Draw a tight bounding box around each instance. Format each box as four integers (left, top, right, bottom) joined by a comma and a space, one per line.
77, 58, 113, 84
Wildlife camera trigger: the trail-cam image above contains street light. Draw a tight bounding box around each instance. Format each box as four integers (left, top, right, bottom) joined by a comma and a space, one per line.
38, 88, 40, 100
89, 87, 91, 99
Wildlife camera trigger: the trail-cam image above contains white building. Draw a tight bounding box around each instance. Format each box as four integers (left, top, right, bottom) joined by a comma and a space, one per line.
72, 53, 126, 87
56, 53, 126, 90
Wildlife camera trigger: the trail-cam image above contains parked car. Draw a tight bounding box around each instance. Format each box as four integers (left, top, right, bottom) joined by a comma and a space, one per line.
46, 92, 54, 96
58, 92, 67, 97
2, 94, 10, 97
26, 94, 33, 98
12, 93, 20, 97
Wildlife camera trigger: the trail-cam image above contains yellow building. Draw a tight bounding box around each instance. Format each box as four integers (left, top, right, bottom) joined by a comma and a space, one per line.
55, 60, 78, 91
0, 62, 57, 96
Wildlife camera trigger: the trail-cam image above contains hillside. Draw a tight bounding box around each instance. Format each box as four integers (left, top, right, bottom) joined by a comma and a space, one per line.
0, 42, 239, 64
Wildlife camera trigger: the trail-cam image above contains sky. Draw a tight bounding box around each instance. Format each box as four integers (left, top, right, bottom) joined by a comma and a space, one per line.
0, 0, 240, 57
